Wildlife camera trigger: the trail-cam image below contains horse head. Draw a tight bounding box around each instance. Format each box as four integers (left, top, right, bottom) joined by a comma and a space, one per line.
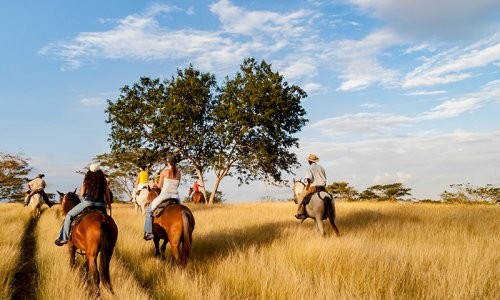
292, 178, 306, 204
58, 190, 81, 216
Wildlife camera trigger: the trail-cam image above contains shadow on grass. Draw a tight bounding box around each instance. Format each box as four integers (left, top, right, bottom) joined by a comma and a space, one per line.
337, 206, 421, 233
192, 220, 296, 263
10, 214, 39, 300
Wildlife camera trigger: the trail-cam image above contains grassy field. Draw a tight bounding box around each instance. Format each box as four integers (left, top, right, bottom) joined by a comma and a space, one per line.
0, 201, 499, 299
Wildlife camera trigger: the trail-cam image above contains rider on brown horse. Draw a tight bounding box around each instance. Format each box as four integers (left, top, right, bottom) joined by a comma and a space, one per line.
55, 163, 112, 246
143, 157, 180, 241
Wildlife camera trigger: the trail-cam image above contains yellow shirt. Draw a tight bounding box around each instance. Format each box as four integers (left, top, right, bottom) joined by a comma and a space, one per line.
139, 171, 149, 184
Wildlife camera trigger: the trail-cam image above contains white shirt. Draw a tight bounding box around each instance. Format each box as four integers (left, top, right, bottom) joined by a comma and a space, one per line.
305, 163, 327, 186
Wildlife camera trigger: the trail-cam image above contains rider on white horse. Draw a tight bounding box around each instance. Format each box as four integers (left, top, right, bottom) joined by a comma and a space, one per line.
24, 173, 54, 207
295, 154, 327, 220
132, 166, 150, 202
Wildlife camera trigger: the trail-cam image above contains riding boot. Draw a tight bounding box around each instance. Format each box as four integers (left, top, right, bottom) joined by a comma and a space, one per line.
41, 190, 54, 207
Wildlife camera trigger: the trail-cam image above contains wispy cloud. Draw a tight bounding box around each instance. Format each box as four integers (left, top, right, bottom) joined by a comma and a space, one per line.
320, 28, 402, 91
403, 34, 500, 88
80, 97, 105, 106
405, 90, 446, 96
39, 1, 317, 74
311, 79, 500, 136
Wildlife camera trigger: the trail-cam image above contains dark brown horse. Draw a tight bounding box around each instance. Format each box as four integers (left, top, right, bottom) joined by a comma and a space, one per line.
147, 188, 195, 267
58, 191, 118, 293
188, 187, 205, 203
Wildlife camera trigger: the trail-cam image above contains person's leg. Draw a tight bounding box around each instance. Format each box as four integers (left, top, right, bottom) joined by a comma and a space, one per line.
41, 190, 54, 207
143, 205, 154, 240
56, 201, 92, 245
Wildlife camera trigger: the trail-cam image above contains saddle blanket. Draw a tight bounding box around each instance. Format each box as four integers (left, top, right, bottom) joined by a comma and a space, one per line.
152, 198, 179, 218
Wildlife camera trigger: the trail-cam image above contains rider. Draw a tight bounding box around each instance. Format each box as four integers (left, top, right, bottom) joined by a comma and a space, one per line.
132, 165, 149, 201
189, 180, 202, 197
143, 156, 181, 241
55, 163, 112, 246
295, 154, 327, 220
25, 174, 54, 207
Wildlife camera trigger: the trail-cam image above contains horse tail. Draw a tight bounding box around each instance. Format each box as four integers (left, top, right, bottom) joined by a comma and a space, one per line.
323, 194, 340, 237
99, 217, 117, 292
181, 210, 194, 266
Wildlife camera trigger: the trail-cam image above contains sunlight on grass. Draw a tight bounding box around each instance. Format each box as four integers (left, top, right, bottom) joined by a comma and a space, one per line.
0, 203, 32, 300
1, 201, 499, 299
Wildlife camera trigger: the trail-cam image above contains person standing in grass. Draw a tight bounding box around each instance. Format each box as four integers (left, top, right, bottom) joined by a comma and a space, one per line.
143, 156, 181, 241
55, 163, 112, 246
295, 154, 327, 220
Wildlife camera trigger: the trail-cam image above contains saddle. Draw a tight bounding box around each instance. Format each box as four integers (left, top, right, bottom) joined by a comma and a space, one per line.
71, 206, 107, 228
152, 198, 179, 218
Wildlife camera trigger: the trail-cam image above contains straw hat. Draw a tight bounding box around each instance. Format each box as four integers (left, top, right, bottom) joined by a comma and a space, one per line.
307, 154, 319, 162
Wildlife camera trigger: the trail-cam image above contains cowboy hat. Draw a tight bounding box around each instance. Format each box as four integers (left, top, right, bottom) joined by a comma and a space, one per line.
307, 154, 319, 162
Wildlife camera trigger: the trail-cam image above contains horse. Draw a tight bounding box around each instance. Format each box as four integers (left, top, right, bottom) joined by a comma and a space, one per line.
27, 192, 42, 219
147, 188, 195, 267
188, 187, 205, 203
57, 191, 118, 294
292, 179, 340, 236
134, 185, 150, 214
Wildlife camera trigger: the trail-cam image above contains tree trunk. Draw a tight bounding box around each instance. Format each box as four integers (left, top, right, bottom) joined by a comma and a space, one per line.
209, 176, 223, 204
195, 168, 208, 204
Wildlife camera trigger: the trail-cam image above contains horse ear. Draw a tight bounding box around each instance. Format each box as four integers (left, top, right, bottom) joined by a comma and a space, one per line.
57, 191, 64, 196
74, 188, 77, 194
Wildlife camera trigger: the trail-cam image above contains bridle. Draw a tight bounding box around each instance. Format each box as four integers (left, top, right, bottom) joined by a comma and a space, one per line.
293, 180, 306, 204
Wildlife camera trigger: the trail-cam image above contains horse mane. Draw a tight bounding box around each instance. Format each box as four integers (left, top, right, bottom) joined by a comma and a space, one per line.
62, 191, 81, 215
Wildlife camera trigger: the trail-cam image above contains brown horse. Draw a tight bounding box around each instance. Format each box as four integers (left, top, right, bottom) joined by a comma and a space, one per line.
188, 187, 205, 203
147, 188, 195, 267
58, 191, 118, 293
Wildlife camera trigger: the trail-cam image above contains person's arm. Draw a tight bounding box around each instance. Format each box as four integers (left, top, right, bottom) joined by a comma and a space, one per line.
80, 182, 86, 197
104, 181, 111, 208
156, 170, 166, 189
135, 172, 140, 187
305, 178, 311, 191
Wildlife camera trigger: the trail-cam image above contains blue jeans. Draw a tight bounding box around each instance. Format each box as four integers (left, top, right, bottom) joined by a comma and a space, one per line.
144, 205, 154, 234
57, 200, 107, 242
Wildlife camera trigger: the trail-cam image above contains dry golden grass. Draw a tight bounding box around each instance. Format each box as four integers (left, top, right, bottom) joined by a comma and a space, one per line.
0, 201, 498, 299
0, 203, 32, 300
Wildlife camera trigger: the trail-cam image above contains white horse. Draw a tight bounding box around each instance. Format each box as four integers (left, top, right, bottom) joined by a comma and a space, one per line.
292, 179, 340, 236
28, 193, 43, 219
134, 185, 150, 215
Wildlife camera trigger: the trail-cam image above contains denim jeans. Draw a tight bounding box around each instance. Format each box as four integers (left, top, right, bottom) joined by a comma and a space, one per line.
144, 204, 154, 234
57, 200, 107, 242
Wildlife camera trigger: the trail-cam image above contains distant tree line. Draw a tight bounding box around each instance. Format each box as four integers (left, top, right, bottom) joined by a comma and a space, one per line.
1, 151, 499, 204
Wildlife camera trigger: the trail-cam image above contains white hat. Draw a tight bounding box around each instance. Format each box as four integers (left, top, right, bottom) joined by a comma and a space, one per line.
89, 163, 100, 172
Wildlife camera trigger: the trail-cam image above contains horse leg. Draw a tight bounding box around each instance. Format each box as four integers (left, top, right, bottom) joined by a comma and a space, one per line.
315, 218, 325, 236
161, 239, 168, 257
87, 255, 100, 296
69, 244, 77, 267
153, 237, 161, 257
169, 234, 182, 266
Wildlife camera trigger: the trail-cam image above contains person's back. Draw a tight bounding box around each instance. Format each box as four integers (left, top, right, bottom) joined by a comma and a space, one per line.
28, 177, 46, 190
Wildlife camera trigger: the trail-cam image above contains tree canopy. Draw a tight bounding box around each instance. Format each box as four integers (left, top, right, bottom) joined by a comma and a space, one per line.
106, 58, 308, 203
0, 152, 31, 201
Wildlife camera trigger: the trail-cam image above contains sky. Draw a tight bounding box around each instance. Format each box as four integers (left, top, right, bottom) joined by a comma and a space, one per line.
1, 0, 499, 202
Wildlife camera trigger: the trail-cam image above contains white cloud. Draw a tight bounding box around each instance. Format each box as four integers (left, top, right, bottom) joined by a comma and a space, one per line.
360, 103, 382, 109
403, 34, 500, 88
40, 1, 318, 74
321, 28, 402, 91
297, 130, 500, 199
312, 79, 499, 136
80, 97, 105, 106
347, 0, 500, 38
405, 90, 446, 96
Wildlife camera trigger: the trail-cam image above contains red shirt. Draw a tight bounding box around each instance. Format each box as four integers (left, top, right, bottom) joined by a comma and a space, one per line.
193, 182, 200, 193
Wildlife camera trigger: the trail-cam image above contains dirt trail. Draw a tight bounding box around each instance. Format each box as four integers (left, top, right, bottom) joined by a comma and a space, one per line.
10, 217, 39, 300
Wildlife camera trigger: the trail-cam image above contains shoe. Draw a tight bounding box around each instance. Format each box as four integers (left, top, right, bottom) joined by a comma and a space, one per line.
295, 213, 306, 220
55, 239, 67, 246
144, 233, 154, 241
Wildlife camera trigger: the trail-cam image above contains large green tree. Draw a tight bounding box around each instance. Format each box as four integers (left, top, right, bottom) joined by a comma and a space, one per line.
106, 58, 307, 203
326, 182, 359, 201
0, 152, 31, 201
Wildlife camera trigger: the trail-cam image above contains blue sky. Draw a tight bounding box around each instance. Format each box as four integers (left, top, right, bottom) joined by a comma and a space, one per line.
1, 0, 499, 202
